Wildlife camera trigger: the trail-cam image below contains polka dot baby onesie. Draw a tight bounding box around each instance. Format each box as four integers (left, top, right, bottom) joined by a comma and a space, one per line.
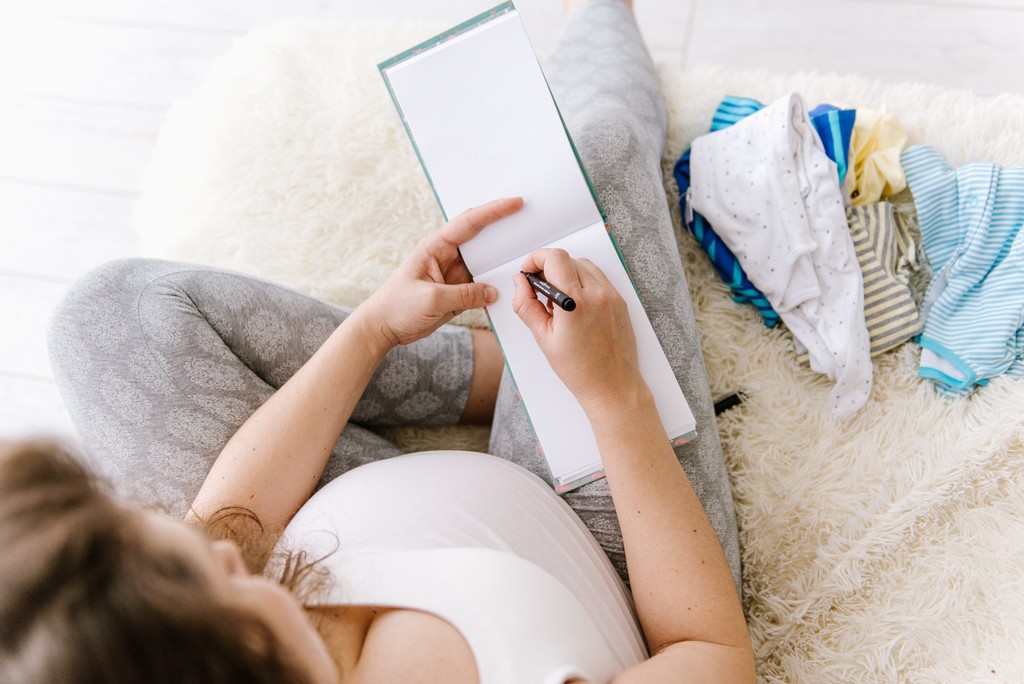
688, 92, 872, 416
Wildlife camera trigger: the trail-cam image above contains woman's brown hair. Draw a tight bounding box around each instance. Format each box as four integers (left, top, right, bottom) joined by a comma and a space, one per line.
0, 439, 315, 684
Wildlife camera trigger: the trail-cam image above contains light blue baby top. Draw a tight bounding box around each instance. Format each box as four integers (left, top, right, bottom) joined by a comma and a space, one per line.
902, 145, 1024, 395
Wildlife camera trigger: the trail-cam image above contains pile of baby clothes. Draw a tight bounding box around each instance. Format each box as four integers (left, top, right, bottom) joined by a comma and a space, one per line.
675, 93, 1024, 414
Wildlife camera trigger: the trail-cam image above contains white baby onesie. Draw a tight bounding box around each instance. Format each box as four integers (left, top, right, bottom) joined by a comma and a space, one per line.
688, 92, 872, 416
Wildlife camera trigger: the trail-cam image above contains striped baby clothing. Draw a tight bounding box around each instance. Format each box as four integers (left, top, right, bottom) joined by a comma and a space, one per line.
808, 103, 856, 187
849, 202, 923, 354
689, 93, 872, 416
902, 145, 1024, 396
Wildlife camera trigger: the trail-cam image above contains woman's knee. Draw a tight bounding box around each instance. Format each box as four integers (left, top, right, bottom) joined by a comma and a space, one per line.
575, 116, 643, 163
47, 258, 185, 384
574, 117, 663, 198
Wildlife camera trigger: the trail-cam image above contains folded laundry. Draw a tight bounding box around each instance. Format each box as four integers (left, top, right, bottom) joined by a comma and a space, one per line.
689, 93, 872, 416
902, 145, 1024, 395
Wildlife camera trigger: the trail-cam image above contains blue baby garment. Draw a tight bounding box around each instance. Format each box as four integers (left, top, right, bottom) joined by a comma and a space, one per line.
902, 145, 1024, 396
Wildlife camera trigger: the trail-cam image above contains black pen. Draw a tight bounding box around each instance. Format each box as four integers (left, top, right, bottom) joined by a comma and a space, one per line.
521, 272, 576, 312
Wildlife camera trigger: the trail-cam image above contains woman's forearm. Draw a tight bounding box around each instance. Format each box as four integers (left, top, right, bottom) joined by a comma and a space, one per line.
584, 383, 753, 674
509, 246, 754, 680
188, 306, 392, 530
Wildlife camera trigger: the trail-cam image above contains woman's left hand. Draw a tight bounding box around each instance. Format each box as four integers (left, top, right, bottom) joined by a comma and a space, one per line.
361, 197, 523, 348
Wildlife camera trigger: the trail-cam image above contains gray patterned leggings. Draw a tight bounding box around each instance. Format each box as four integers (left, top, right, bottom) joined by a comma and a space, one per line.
48, 0, 740, 591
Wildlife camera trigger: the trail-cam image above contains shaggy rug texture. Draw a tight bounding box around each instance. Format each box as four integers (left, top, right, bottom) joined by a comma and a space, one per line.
133, 18, 1024, 683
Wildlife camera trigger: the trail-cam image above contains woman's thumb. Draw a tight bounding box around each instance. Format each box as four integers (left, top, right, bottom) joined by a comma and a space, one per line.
437, 282, 497, 313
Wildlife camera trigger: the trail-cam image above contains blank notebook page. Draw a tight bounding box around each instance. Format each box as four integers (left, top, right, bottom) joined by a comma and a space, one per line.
382, 10, 602, 275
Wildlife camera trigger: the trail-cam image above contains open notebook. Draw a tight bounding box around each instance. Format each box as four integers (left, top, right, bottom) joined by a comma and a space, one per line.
379, 1, 695, 492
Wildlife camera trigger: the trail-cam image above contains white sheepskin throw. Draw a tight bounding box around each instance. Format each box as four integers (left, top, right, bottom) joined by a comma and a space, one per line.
134, 18, 1024, 682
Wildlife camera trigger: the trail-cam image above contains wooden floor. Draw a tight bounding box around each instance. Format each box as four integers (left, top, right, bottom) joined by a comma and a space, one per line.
2, 0, 1023, 441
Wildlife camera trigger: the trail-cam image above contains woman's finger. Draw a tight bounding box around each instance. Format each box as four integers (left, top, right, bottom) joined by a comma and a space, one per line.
573, 257, 614, 290
430, 281, 498, 315
511, 271, 552, 335
440, 197, 524, 247
519, 248, 582, 294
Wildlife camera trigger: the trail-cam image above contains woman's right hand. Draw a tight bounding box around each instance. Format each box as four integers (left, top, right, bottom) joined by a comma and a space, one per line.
511, 248, 647, 412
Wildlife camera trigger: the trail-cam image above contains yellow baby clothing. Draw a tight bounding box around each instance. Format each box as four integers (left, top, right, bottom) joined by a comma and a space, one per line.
850, 108, 909, 206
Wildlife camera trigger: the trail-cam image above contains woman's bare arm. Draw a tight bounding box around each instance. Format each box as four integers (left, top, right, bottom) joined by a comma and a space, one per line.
186, 306, 391, 531
588, 385, 754, 683
513, 249, 754, 683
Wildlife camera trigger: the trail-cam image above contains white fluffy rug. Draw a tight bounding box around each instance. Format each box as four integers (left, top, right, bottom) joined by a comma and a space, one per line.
134, 18, 1024, 682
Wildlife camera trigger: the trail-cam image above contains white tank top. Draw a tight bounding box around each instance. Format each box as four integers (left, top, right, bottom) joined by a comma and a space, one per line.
280, 451, 647, 684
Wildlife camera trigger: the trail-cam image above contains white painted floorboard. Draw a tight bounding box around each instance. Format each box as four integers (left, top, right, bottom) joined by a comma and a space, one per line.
2, 0, 1023, 443
686, 0, 1024, 95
